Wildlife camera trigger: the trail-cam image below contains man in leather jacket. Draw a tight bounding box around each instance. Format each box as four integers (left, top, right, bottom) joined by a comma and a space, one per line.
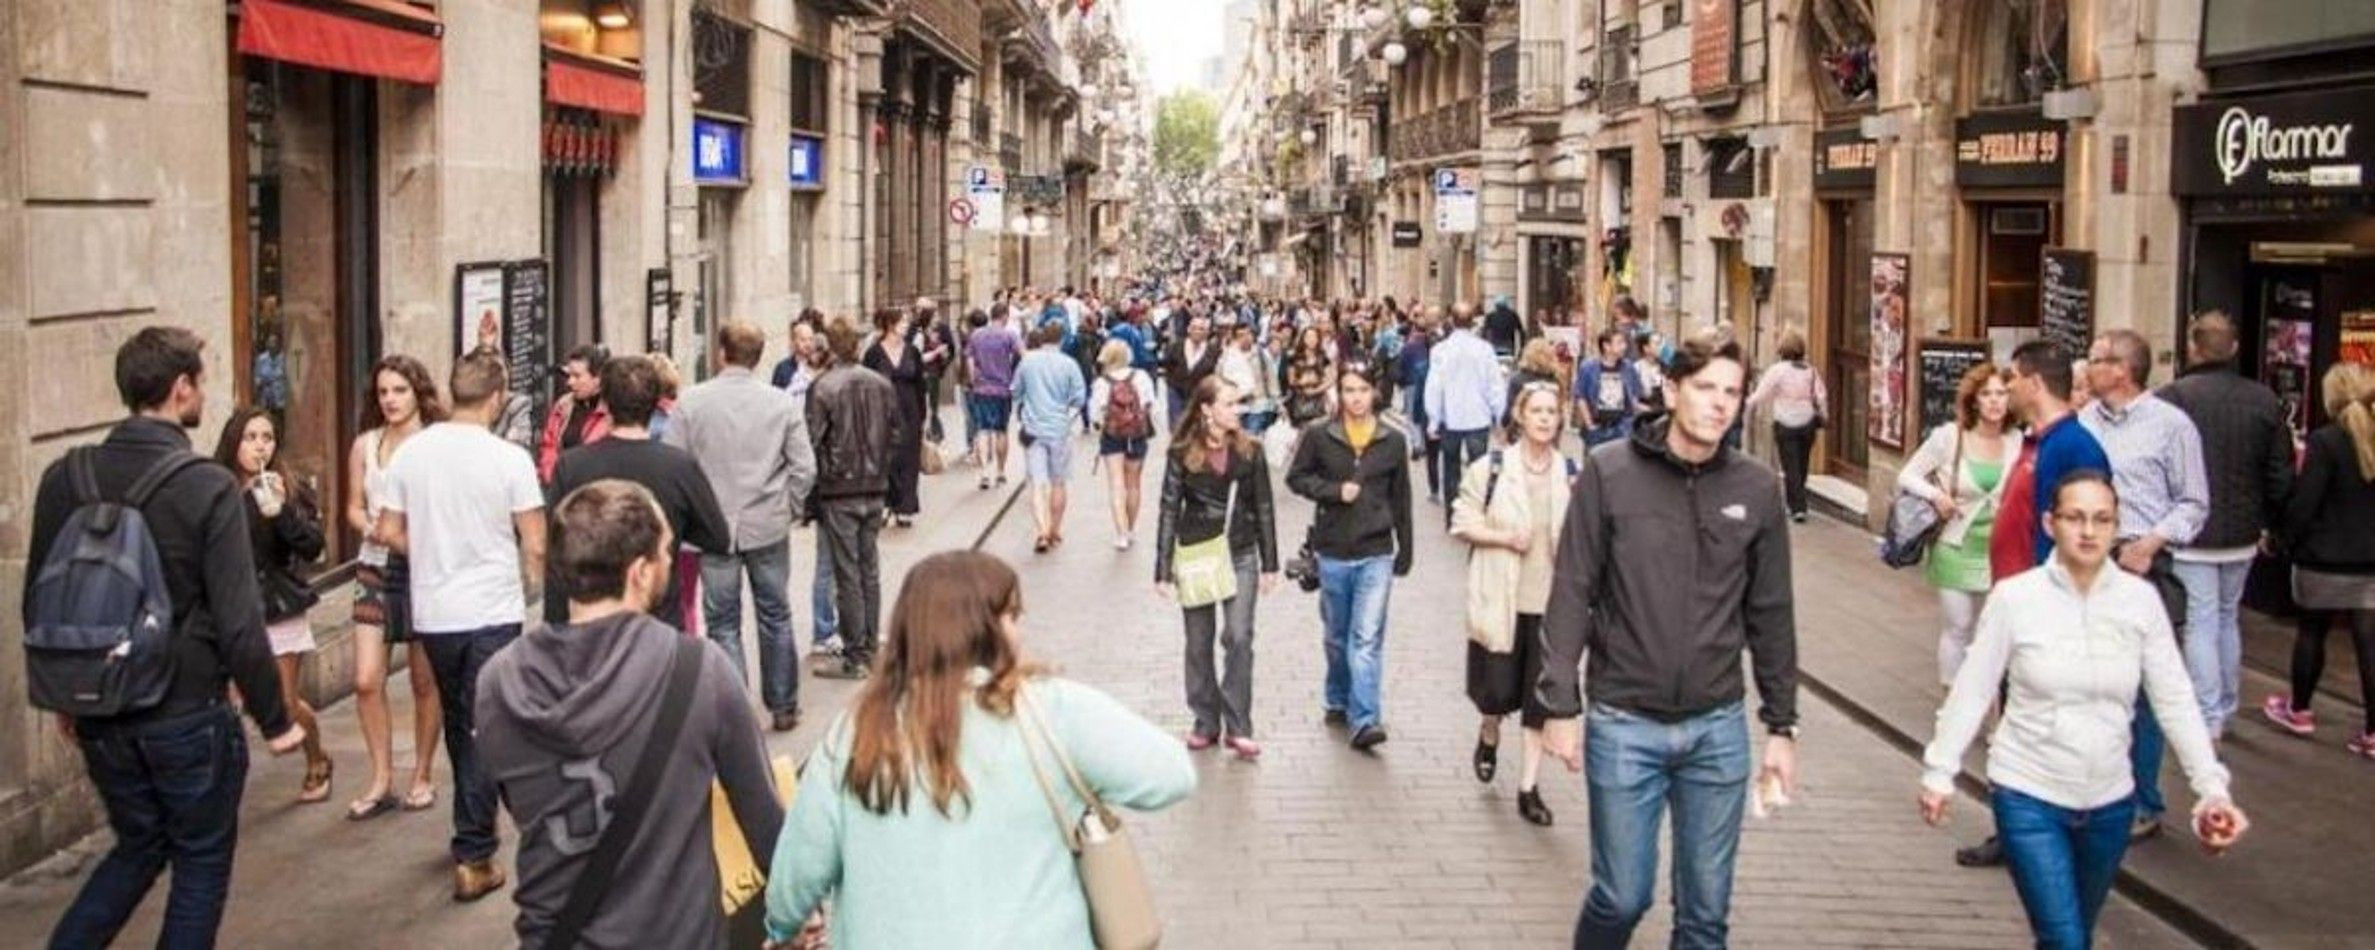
806, 316, 897, 680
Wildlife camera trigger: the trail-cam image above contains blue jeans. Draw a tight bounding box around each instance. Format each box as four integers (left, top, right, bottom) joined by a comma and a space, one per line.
2130, 696, 2164, 817
1583, 418, 1632, 448
52, 706, 248, 950
2173, 559, 2250, 734
701, 540, 799, 713
1437, 428, 1491, 525
812, 529, 839, 646
1316, 554, 1394, 731
420, 624, 519, 863
1576, 701, 1751, 950
1995, 787, 2135, 950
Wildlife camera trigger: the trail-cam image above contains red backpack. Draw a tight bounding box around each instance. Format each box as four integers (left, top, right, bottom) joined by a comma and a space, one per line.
1105, 373, 1152, 439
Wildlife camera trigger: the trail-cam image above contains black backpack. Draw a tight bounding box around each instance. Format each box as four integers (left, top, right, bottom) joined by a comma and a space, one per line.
24, 449, 204, 717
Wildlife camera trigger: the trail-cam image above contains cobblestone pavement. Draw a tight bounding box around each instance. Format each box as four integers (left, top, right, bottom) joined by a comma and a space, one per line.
0, 431, 2197, 948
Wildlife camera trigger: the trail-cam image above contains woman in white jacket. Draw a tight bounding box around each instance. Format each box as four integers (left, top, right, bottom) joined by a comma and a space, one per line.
1450, 381, 1573, 826
1897, 362, 2015, 684
1920, 471, 2247, 948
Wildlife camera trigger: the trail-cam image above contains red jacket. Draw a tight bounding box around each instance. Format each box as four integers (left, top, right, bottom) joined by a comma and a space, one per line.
537, 395, 611, 483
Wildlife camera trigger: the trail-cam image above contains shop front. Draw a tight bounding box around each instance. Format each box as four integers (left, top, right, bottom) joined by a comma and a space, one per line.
1812, 125, 1877, 480
1518, 181, 1590, 323
1953, 109, 2065, 354
2175, 83, 2375, 443
538, 1, 648, 357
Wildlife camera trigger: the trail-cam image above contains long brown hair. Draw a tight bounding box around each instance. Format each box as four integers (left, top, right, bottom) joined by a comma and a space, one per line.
212, 406, 317, 510
358, 354, 448, 432
843, 551, 1042, 817
1170, 375, 1257, 472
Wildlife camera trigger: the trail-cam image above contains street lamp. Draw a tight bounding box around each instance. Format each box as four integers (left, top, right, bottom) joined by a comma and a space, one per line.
1009, 214, 1032, 236
1382, 41, 1408, 66
1405, 4, 1435, 29
1299, 128, 1317, 146
1359, 4, 1389, 30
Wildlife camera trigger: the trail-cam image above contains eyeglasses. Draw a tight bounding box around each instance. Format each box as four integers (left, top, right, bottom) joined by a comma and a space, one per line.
1518, 380, 1563, 393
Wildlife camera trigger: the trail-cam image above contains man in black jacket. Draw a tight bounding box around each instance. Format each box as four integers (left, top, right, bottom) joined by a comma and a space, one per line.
807, 315, 898, 680
1161, 314, 1223, 423
28, 327, 306, 948
1535, 333, 1799, 949
2158, 310, 2293, 739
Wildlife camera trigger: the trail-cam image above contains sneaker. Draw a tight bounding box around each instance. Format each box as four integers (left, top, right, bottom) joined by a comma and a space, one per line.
2348, 732, 2375, 759
453, 859, 507, 902
1225, 736, 1262, 760
1184, 731, 1218, 751
770, 708, 802, 733
1322, 708, 1349, 729
2262, 694, 2317, 737
1349, 724, 1389, 751
2129, 812, 2163, 842
815, 659, 871, 681
1954, 835, 2005, 868
810, 639, 843, 658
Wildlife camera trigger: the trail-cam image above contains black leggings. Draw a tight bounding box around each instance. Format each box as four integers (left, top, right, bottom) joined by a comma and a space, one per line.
2289, 608, 2375, 732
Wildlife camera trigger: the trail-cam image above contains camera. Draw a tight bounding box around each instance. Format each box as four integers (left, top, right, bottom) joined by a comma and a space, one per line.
1282, 545, 1321, 593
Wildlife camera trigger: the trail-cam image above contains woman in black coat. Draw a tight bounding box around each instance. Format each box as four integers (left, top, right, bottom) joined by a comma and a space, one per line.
862, 308, 929, 527
215, 407, 332, 803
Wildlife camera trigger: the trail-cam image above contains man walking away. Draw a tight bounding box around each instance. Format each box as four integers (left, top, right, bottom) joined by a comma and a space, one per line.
1015, 321, 1090, 552
30, 327, 306, 949
2157, 311, 2292, 741
1537, 333, 1800, 949
809, 316, 898, 680
1483, 295, 1528, 358
966, 305, 1026, 489
547, 355, 731, 634
376, 347, 548, 902
665, 322, 816, 731
2079, 329, 2210, 841
1424, 304, 1507, 527
479, 479, 783, 949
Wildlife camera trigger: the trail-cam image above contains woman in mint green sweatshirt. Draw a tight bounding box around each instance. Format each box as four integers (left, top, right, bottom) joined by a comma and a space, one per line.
766, 551, 1197, 948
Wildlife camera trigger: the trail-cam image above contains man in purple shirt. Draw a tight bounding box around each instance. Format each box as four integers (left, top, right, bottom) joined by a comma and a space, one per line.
967, 305, 1026, 489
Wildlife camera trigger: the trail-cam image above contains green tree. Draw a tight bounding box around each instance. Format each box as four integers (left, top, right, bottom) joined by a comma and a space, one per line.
1152, 91, 1220, 181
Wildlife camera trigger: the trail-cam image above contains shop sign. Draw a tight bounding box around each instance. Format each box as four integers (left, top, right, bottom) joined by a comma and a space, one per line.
1433, 167, 1479, 234
692, 116, 746, 185
1690, 0, 1738, 96
1391, 220, 1423, 247
788, 133, 824, 189
1813, 127, 1876, 190
543, 116, 617, 177
1954, 111, 2064, 188
2172, 87, 2375, 196
1517, 182, 1590, 223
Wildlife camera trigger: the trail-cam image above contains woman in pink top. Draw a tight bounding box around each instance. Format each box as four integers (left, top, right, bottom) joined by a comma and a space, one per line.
1746, 331, 1829, 522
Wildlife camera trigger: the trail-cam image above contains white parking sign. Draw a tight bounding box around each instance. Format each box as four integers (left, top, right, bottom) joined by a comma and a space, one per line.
1433, 167, 1478, 235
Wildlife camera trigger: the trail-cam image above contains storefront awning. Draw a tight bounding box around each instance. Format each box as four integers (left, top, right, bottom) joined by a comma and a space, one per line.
237, 0, 441, 85
544, 46, 644, 117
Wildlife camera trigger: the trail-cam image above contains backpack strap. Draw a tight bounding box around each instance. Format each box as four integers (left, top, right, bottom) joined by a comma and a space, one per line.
67, 448, 104, 506
124, 452, 209, 510
1482, 448, 1505, 510
545, 636, 706, 949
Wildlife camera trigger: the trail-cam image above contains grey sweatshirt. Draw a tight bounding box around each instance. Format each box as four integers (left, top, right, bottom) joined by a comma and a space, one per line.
476, 613, 783, 949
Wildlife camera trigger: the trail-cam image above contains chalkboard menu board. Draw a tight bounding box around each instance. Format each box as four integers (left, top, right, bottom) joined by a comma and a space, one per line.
504, 259, 553, 422
1917, 339, 1992, 438
2039, 248, 2095, 361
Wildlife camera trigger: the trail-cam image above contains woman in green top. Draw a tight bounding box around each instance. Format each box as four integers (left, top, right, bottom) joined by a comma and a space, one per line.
1897, 363, 2015, 685
765, 551, 1197, 948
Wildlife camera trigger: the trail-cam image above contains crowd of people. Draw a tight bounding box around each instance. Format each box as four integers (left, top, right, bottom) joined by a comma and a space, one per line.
20, 268, 2374, 947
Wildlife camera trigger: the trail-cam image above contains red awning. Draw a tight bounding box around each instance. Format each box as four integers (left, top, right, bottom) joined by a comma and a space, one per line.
237, 0, 441, 85
544, 48, 644, 117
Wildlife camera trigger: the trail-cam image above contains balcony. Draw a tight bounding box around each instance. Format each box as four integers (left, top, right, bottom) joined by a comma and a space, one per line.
1065, 125, 1102, 174
1271, 91, 1307, 135
999, 4, 1062, 78
1487, 40, 1565, 118
898, 0, 982, 72
1597, 26, 1638, 112
999, 132, 1023, 172
1388, 97, 1482, 163
1332, 154, 1350, 187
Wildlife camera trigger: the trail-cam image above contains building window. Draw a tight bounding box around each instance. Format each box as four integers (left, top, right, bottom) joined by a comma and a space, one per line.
1804, 0, 1877, 112
1707, 137, 1755, 199
790, 50, 829, 133
692, 10, 752, 119
1970, 0, 2067, 109
1662, 142, 1684, 198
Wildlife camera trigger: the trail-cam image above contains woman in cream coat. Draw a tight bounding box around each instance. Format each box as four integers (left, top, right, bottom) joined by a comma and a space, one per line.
1898, 363, 2015, 685
1451, 381, 1575, 826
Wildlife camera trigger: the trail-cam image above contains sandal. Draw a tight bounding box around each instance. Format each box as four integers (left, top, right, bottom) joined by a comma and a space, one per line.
346, 793, 398, 822
297, 758, 333, 804
402, 784, 438, 811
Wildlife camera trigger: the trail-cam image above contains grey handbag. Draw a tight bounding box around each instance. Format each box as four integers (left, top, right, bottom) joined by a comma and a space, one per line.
1016, 687, 1161, 950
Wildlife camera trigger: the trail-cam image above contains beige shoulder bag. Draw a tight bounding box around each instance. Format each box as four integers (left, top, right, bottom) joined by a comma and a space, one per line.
1016, 687, 1161, 950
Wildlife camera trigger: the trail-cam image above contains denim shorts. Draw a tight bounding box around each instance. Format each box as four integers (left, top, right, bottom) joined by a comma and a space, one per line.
967, 394, 1013, 433
1025, 434, 1075, 484
1098, 434, 1149, 460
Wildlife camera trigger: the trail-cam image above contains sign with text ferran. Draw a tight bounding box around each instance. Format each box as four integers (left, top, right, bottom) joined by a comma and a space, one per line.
2172, 86, 2375, 196
1868, 253, 1910, 450
1690, 0, 1738, 95
1813, 127, 1877, 190
1954, 111, 2065, 188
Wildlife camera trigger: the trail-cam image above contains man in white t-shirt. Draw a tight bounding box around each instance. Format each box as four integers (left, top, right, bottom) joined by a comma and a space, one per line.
375, 346, 547, 903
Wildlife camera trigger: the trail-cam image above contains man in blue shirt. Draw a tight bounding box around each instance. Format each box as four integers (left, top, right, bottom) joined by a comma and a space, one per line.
1421, 303, 1507, 529
1014, 322, 1088, 553
1573, 328, 1646, 447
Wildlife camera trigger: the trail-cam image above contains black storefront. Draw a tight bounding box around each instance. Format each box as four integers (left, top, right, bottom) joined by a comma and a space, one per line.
2174, 83, 2375, 444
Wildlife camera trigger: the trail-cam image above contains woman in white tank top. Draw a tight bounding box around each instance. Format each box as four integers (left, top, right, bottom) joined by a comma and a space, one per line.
342, 356, 447, 821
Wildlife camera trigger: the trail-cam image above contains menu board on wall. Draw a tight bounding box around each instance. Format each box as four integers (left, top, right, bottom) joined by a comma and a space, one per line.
504, 259, 553, 422
2038, 248, 2095, 361
1916, 339, 1992, 439
647, 268, 674, 354
1868, 253, 1910, 450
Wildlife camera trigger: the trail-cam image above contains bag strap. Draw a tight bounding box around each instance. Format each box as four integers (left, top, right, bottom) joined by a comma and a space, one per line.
125, 452, 208, 510
546, 636, 706, 949
1014, 685, 1114, 852
1482, 449, 1505, 510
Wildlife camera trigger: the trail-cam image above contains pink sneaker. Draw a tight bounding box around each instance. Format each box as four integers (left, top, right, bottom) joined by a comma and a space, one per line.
2348, 732, 2375, 760
2262, 694, 2317, 737
1225, 736, 1262, 760
1184, 732, 1218, 751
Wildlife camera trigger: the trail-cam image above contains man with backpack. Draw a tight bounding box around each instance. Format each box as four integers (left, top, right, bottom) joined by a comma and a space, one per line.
26, 326, 307, 948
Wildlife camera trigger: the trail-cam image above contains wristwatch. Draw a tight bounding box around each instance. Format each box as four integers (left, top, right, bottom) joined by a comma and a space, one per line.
1767, 724, 1801, 740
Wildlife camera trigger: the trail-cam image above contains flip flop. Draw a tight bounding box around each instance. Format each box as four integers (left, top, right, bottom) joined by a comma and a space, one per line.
346, 794, 398, 822
297, 759, 333, 804
402, 785, 438, 811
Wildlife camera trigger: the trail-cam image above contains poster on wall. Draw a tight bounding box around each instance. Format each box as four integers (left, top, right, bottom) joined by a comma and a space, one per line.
2265, 318, 2314, 443
647, 268, 674, 355
2343, 310, 2375, 367
1916, 339, 1991, 439
453, 261, 509, 357
504, 259, 554, 423
1868, 253, 1910, 450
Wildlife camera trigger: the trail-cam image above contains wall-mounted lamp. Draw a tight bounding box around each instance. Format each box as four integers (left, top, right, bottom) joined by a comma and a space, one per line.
594, 0, 632, 28
1360, 4, 1390, 29
1300, 128, 1318, 146
1382, 41, 1408, 66
1405, 5, 1435, 29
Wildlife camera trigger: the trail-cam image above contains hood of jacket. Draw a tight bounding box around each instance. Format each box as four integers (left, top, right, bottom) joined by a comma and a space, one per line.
483, 612, 675, 758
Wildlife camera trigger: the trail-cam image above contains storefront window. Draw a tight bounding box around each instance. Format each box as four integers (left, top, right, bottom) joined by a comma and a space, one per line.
1970, 0, 2068, 109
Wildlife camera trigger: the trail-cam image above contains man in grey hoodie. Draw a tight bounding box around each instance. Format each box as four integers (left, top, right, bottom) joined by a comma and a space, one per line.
477, 479, 783, 948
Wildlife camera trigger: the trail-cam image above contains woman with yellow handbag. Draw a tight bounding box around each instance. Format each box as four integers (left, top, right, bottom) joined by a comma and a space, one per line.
1450, 382, 1577, 826
1155, 376, 1282, 759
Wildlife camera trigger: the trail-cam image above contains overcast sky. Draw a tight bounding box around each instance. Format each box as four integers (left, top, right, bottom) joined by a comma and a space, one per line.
1121, 0, 1227, 95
